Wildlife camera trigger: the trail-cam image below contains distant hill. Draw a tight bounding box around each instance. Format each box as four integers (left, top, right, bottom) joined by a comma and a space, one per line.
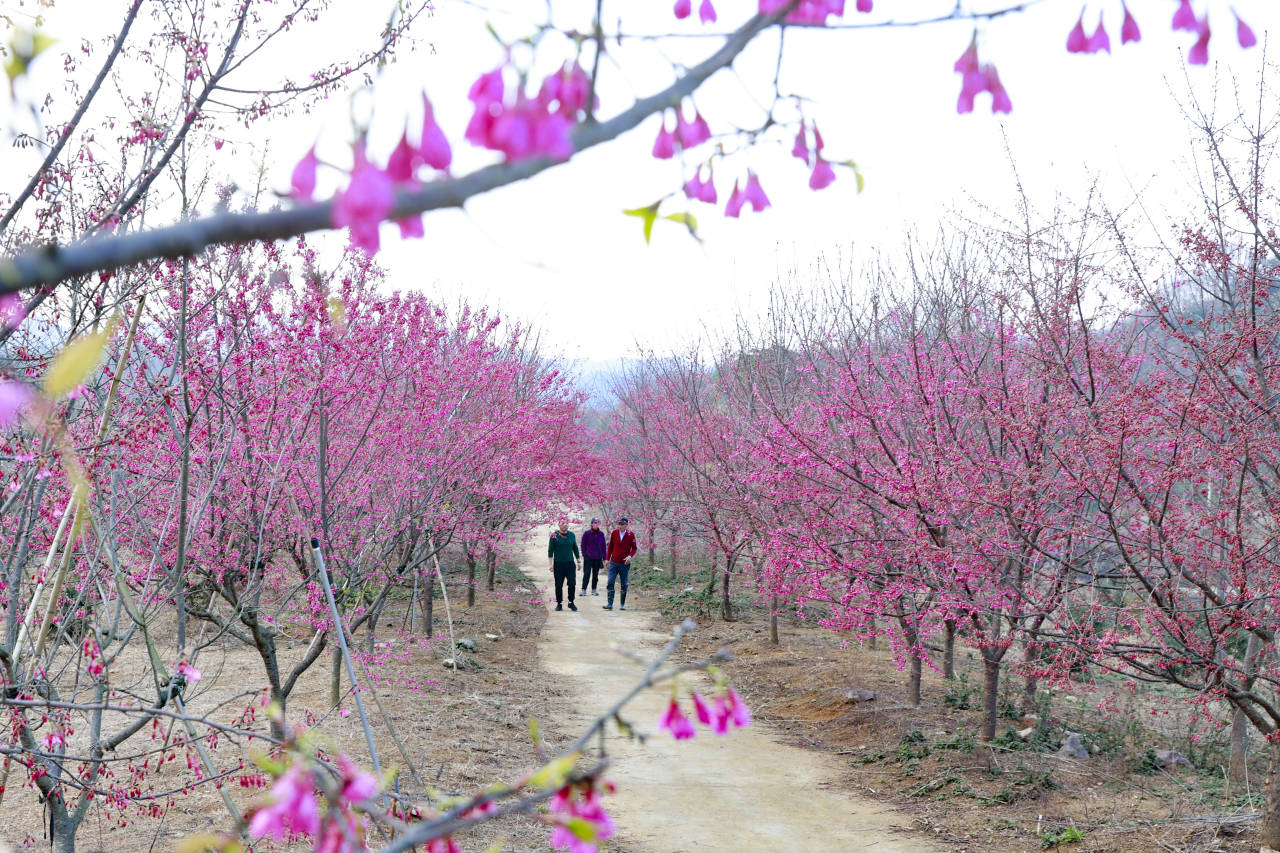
560, 357, 640, 407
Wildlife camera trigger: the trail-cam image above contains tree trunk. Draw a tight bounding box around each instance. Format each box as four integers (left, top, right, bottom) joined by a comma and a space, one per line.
486, 546, 496, 592
1230, 705, 1250, 783
720, 558, 733, 621
466, 552, 476, 607
1231, 633, 1261, 782
867, 613, 877, 650
980, 655, 1001, 742
769, 594, 779, 645
942, 619, 956, 680
1263, 737, 1280, 849
648, 525, 656, 566
907, 654, 922, 706
50, 804, 76, 853
669, 526, 678, 579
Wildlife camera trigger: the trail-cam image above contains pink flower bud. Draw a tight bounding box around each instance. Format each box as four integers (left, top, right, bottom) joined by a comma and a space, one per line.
744, 171, 770, 212
419, 95, 453, 170
1086, 21, 1110, 54
809, 157, 836, 190
1236, 13, 1257, 49
1066, 14, 1088, 53
290, 145, 319, 201
699, 0, 717, 23
1171, 0, 1197, 32
1121, 3, 1141, 44
674, 0, 691, 19
1188, 19, 1210, 65
658, 698, 696, 739
652, 117, 676, 159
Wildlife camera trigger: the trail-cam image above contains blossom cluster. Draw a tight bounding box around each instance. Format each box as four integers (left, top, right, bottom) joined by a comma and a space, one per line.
658, 687, 752, 740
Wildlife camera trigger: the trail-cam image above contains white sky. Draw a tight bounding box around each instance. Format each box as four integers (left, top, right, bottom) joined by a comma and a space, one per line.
12, 0, 1280, 361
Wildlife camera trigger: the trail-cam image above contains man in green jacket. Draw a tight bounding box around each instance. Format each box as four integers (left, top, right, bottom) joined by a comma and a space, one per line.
547, 520, 581, 612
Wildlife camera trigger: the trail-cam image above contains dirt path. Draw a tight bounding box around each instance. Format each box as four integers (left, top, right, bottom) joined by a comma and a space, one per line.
525, 550, 936, 852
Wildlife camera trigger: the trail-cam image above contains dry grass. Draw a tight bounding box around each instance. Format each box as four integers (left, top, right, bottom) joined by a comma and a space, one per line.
0, 564, 569, 852
653, 570, 1265, 853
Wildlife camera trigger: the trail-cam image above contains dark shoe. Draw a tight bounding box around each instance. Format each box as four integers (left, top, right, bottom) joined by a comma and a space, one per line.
568, 602, 578, 611
580, 589, 587, 596
603, 605, 613, 610
555, 603, 563, 611
592, 590, 599, 596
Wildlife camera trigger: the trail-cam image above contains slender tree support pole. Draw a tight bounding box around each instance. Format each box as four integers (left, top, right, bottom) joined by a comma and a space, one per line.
311, 538, 381, 778
426, 534, 457, 671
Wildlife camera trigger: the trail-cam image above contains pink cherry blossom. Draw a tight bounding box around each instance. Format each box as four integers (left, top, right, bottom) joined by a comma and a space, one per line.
744, 171, 770, 212
791, 124, 809, 162
0, 380, 31, 429
683, 166, 717, 204
988, 68, 1013, 114
1171, 0, 1197, 32
1236, 13, 1257, 49
386, 132, 419, 184
724, 688, 752, 727
676, 108, 711, 148
690, 691, 713, 726
331, 142, 394, 254
1188, 19, 1211, 65
1121, 4, 1141, 44
538, 64, 593, 118
954, 37, 979, 74
0, 293, 27, 330
549, 785, 615, 853
1086, 21, 1110, 54
652, 117, 676, 159
809, 157, 836, 190
657, 698, 696, 739
338, 757, 379, 803
674, 0, 691, 19
856, 0, 871, 11
418, 96, 453, 171
426, 838, 462, 853
1066, 14, 1088, 52
725, 180, 745, 218
177, 660, 202, 682
397, 215, 424, 240
40, 731, 65, 752
249, 764, 321, 840
699, 0, 716, 23
291, 145, 319, 201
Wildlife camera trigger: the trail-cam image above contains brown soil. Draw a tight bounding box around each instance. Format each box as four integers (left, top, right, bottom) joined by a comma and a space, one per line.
656, 571, 1264, 853
0, 564, 566, 852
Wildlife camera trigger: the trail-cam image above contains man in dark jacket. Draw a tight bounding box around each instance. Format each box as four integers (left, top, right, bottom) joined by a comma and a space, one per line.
547, 520, 580, 611
580, 518, 607, 597
603, 517, 638, 611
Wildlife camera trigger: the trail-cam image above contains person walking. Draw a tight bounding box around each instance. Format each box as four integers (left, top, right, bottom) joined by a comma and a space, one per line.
547, 520, 580, 612
603, 517, 638, 611
580, 518, 607, 597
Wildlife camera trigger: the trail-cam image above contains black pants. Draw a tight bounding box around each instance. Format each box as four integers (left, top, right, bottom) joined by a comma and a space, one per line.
553, 562, 576, 604
581, 558, 603, 591
607, 561, 630, 607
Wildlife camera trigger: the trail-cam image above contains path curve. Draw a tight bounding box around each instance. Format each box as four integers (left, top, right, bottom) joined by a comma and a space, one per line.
525, 552, 937, 852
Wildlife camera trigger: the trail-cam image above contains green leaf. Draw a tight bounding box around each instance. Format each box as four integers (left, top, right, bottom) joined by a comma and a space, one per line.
527, 752, 578, 790
663, 211, 700, 241
44, 317, 118, 397
623, 203, 660, 244
839, 160, 866, 193
528, 717, 540, 746
564, 817, 599, 842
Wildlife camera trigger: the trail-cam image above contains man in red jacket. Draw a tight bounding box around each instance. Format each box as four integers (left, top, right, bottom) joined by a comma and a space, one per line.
603, 517, 638, 611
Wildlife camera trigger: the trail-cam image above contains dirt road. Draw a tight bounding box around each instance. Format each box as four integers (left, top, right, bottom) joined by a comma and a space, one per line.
527, 551, 935, 852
